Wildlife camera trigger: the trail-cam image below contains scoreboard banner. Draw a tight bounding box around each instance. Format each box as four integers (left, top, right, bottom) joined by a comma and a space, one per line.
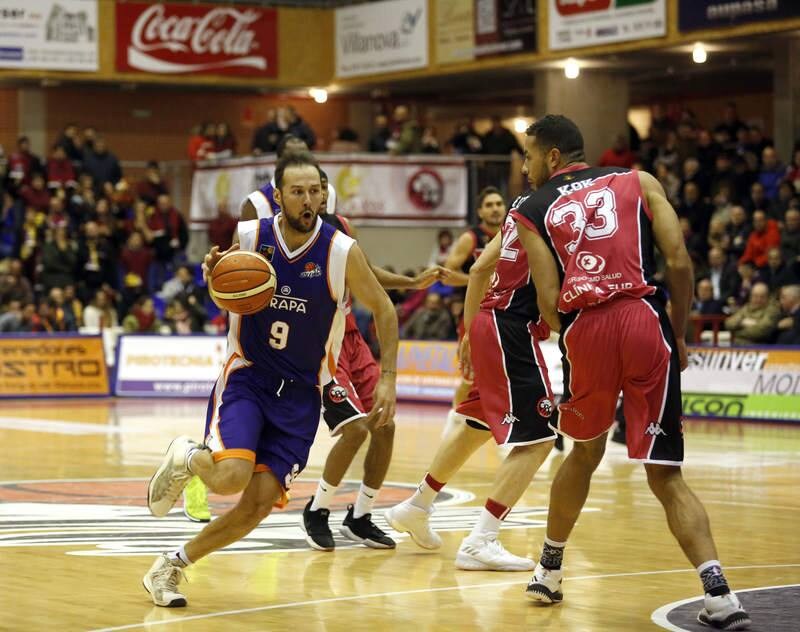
190, 154, 468, 227
436, 0, 536, 65
0, 0, 97, 71
679, 0, 800, 32
548, 0, 666, 51
114, 334, 226, 397
0, 334, 108, 397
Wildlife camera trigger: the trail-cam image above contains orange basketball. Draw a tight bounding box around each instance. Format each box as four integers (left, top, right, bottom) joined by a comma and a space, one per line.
209, 250, 276, 315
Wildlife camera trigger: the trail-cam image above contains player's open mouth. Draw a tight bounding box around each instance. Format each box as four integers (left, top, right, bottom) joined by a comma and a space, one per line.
301, 210, 314, 221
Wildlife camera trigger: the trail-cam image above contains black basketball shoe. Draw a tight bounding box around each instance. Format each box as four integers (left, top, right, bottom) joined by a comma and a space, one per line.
340, 504, 396, 549
300, 498, 335, 551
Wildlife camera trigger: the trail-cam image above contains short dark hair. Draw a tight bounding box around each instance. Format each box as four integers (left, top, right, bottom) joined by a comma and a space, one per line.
476, 186, 503, 208
276, 133, 307, 159
275, 151, 319, 191
318, 167, 328, 182
526, 114, 585, 162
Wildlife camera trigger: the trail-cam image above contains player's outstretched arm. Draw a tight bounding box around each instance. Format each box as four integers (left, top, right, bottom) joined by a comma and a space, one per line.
460, 232, 501, 379
443, 231, 475, 286
345, 244, 399, 428
516, 223, 561, 333
370, 264, 449, 290
640, 170, 693, 370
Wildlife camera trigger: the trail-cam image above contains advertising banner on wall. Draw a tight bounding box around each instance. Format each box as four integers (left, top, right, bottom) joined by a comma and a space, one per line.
436, 0, 536, 65
0, 334, 108, 397
682, 346, 800, 421
115, 1, 278, 77
0, 0, 97, 71
115, 335, 226, 397
335, 0, 428, 78
679, 0, 800, 32
548, 0, 666, 51
190, 155, 468, 227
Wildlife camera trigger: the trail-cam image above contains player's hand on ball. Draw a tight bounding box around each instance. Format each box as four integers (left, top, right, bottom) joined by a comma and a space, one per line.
203, 243, 240, 282
458, 333, 474, 381
368, 375, 396, 428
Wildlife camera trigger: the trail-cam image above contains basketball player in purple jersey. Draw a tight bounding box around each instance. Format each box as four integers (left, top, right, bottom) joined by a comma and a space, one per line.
142, 152, 399, 608
512, 115, 750, 630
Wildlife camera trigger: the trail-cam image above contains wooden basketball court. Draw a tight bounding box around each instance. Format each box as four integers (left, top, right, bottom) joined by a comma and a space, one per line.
1, 398, 798, 631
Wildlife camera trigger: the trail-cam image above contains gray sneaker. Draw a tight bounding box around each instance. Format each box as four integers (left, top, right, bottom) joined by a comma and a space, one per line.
143, 554, 187, 607
147, 436, 199, 517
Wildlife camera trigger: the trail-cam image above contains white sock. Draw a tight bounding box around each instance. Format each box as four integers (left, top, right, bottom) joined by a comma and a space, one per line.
469, 508, 502, 540
168, 545, 192, 568
408, 473, 442, 511
186, 447, 202, 474
310, 478, 338, 511
353, 483, 380, 518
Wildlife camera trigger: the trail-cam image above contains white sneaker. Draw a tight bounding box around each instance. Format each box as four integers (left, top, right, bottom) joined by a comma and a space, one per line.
384, 500, 442, 550
148, 436, 198, 518
455, 534, 535, 571
525, 562, 563, 603
142, 554, 187, 608
698, 592, 751, 630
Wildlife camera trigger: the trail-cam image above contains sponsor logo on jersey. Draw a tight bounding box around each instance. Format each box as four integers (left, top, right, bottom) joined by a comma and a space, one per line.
328, 384, 349, 404
537, 397, 555, 419
501, 412, 519, 425
576, 251, 606, 274
644, 422, 667, 436
259, 244, 275, 261
300, 262, 322, 278
280, 285, 292, 295
556, 177, 596, 197
270, 295, 307, 313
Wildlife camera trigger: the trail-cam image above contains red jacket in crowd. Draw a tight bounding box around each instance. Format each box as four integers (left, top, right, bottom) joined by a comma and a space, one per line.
20, 185, 51, 212
739, 219, 781, 268
46, 157, 77, 188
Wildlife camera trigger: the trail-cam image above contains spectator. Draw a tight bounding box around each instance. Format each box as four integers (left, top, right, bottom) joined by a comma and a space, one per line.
82, 137, 122, 187
482, 116, 523, 157
82, 289, 118, 330
0, 259, 33, 305
655, 162, 681, 206
82, 126, 97, 155
744, 182, 774, 217
0, 191, 23, 259
188, 123, 211, 160
706, 218, 730, 254
208, 204, 238, 251
403, 292, 453, 340
786, 147, 800, 194
781, 208, 800, 263
710, 152, 736, 201
776, 181, 797, 217
731, 261, 757, 308
675, 121, 698, 166
46, 145, 77, 190
714, 102, 747, 142
758, 146, 784, 201
213, 122, 237, 158
54, 123, 83, 165
40, 225, 77, 292
63, 284, 83, 325
30, 298, 67, 333
598, 133, 637, 168
428, 229, 453, 267
368, 114, 391, 153
678, 181, 712, 242
122, 296, 162, 333
0, 299, 24, 332
654, 131, 680, 172
120, 230, 154, 294
747, 125, 772, 159
388, 105, 422, 155
166, 297, 206, 334
681, 157, 710, 201
17, 207, 45, 278
695, 129, 720, 173
329, 127, 360, 153
649, 103, 674, 144
136, 161, 169, 206
724, 282, 780, 345
158, 264, 203, 305
77, 220, 116, 301
420, 127, 441, 154
680, 217, 705, 267
691, 278, 726, 338
7, 136, 43, 187
286, 106, 316, 149
448, 120, 482, 155
775, 284, 800, 345
251, 110, 281, 155
725, 205, 751, 261
47, 194, 69, 230
740, 209, 781, 267
705, 247, 739, 302
759, 247, 800, 292
147, 194, 188, 284
48, 287, 77, 331
20, 173, 51, 213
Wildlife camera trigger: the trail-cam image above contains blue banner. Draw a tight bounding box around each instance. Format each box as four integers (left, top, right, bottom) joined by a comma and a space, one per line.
679, 0, 800, 32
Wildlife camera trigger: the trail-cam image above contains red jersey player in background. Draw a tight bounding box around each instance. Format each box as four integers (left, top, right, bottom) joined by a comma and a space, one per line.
442, 187, 506, 432
386, 201, 556, 571
512, 115, 750, 630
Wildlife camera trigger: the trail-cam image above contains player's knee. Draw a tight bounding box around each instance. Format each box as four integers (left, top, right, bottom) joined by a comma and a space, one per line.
210, 462, 252, 495
645, 463, 682, 498
571, 438, 606, 470
369, 418, 395, 440
235, 498, 273, 527
339, 420, 369, 445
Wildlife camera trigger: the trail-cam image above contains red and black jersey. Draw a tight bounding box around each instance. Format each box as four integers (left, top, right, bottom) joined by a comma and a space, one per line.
480, 198, 541, 323
461, 224, 495, 274
321, 212, 359, 332
511, 165, 662, 314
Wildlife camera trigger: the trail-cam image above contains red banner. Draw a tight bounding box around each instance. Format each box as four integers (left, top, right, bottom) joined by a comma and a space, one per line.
115, 2, 278, 77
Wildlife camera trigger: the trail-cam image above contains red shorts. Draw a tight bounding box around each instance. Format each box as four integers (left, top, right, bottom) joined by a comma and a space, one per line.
456, 310, 556, 446
322, 327, 379, 435
557, 296, 683, 464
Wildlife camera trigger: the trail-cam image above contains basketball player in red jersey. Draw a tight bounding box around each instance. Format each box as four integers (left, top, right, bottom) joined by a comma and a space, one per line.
385, 201, 557, 571
512, 115, 750, 630
442, 187, 506, 428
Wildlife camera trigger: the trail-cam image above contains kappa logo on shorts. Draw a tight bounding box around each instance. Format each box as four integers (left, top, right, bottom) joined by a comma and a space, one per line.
576, 251, 606, 275
328, 385, 349, 404
300, 262, 322, 278
644, 422, 667, 437
501, 412, 519, 425
537, 397, 555, 419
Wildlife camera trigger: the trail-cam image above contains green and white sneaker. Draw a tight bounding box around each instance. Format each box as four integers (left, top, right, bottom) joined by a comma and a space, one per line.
183, 476, 211, 523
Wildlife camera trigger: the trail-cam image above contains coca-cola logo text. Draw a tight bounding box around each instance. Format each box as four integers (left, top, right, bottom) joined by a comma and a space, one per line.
555, 0, 612, 16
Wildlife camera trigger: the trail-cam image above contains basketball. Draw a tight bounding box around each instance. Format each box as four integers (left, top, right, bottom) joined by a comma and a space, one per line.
209, 250, 277, 315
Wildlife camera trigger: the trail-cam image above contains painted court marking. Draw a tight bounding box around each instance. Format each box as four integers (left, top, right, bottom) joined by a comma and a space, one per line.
89, 564, 800, 632
651, 582, 800, 631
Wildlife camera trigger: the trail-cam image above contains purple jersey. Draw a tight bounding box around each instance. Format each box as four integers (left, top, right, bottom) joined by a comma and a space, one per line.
229, 215, 355, 387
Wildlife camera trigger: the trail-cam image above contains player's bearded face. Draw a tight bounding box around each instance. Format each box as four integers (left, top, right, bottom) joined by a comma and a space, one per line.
278, 167, 323, 233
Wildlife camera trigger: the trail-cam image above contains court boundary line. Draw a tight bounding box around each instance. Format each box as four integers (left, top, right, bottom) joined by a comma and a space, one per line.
650, 582, 800, 631
88, 563, 800, 632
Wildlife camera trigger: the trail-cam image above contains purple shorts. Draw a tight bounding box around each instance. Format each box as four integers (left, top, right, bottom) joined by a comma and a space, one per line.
204, 364, 320, 495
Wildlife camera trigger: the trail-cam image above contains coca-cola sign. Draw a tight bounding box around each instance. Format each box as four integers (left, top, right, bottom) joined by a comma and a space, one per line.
116, 2, 277, 77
